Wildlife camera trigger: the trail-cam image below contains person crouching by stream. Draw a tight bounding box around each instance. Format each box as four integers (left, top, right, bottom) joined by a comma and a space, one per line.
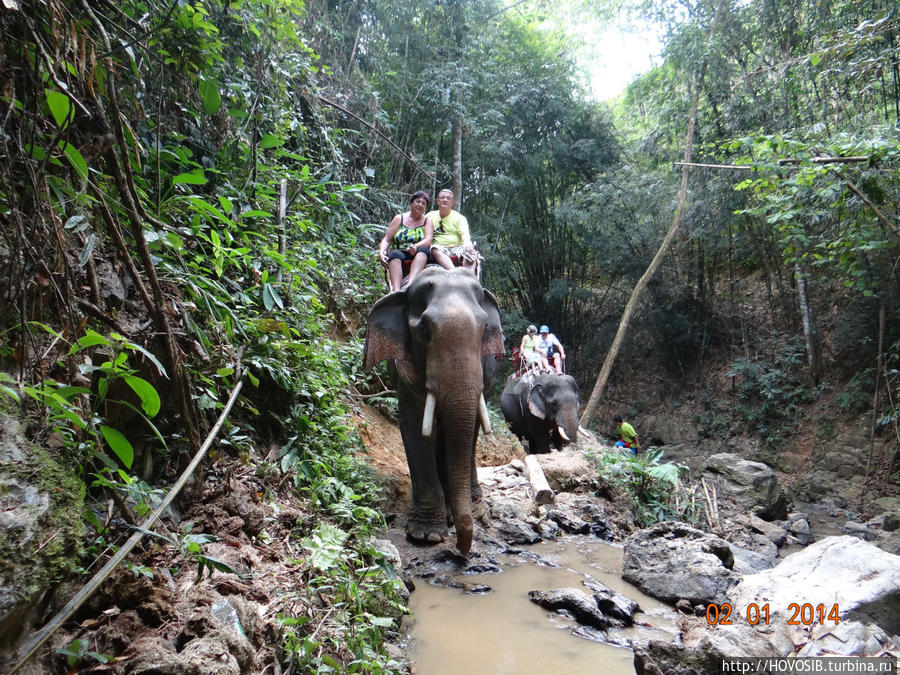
378, 190, 434, 292
614, 415, 640, 454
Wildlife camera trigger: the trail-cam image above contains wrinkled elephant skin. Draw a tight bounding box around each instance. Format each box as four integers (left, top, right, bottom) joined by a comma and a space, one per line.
500, 373, 580, 454
364, 267, 504, 555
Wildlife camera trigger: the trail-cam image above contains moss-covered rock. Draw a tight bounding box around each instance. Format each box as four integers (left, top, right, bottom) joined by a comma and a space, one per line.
0, 411, 85, 657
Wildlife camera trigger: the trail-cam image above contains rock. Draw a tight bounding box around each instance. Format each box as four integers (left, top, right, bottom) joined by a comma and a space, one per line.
583, 575, 639, 625
731, 536, 900, 635
703, 453, 789, 520
726, 542, 775, 574
788, 519, 813, 545
813, 444, 870, 478
634, 535, 900, 673
0, 414, 85, 657
535, 449, 597, 492
843, 521, 877, 541
546, 509, 591, 535
485, 495, 529, 521
527, 587, 622, 629
494, 518, 541, 545
622, 521, 739, 605
797, 620, 897, 657
744, 512, 788, 546
875, 530, 900, 556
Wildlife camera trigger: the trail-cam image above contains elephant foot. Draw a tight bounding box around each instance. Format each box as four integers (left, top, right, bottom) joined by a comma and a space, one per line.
406, 512, 449, 545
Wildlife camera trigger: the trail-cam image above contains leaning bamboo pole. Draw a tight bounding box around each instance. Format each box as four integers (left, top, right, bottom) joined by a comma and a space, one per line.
9, 378, 245, 674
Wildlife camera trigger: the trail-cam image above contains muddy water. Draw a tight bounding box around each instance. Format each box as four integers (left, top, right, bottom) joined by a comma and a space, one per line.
406, 537, 678, 675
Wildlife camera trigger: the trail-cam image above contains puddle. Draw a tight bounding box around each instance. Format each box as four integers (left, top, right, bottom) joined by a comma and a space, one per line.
406, 537, 678, 675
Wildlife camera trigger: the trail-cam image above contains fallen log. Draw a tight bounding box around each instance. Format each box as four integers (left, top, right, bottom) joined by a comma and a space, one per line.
525, 454, 555, 505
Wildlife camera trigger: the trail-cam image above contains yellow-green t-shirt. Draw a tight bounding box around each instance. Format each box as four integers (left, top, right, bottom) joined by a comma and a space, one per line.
617, 422, 637, 445
427, 210, 469, 248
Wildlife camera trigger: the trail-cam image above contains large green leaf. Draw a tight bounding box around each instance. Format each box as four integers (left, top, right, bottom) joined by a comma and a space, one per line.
123, 375, 161, 418
61, 142, 88, 180
173, 170, 208, 185
259, 134, 284, 149
99, 425, 134, 468
45, 89, 71, 128
198, 77, 222, 115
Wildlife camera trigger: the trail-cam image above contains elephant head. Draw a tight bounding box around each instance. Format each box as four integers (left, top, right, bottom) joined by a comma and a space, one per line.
364, 267, 504, 555
527, 374, 580, 450
501, 373, 580, 454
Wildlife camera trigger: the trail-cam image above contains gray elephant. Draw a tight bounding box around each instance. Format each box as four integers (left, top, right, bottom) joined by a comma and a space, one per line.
500, 373, 580, 454
364, 267, 504, 555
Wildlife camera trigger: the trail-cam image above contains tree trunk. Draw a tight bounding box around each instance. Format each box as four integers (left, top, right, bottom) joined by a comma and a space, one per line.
794, 262, 822, 386
452, 118, 462, 206
581, 0, 728, 426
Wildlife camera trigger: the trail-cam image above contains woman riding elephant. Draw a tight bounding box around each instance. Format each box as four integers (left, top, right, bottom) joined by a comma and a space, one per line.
364, 267, 504, 555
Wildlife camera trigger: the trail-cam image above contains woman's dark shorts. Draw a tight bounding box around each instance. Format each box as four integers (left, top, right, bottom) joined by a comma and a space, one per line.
387, 245, 431, 262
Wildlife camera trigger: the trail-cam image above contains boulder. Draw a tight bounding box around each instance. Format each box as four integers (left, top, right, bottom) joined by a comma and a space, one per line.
703, 453, 789, 520
527, 587, 623, 630
0, 414, 85, 659
622, 522, 739, 606
534, 449, 597, 493
730, 536, 900, 635
634, 537, 900, 673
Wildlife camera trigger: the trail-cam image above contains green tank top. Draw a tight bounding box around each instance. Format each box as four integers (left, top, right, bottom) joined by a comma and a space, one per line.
392, 215, 426, 249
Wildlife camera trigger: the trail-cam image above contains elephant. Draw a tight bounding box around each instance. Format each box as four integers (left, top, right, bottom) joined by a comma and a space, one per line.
364, 266, 504, 555
500, 373, 580, 454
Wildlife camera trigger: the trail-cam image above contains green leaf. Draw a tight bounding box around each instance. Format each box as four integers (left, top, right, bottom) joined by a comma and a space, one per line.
259, 134, 284, 149
99, 426, 134, 468
123, 342, 168, 378
78, 233, 96, 267
173, 170, 208, 185
198, 77, 222, 115
262, 283, 283, 310
61, 142, 88, 180
123, 375, 161, 418
64, 214, 89, 232
301, 523, 349, 571
45, 89, 72, 128
69, 330, 112, 353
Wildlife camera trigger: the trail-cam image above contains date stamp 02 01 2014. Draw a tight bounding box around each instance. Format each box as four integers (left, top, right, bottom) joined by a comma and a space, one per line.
705, 602, 843, 627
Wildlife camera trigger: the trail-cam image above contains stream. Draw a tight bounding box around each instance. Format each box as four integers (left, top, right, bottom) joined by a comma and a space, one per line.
404, 536, 679, 675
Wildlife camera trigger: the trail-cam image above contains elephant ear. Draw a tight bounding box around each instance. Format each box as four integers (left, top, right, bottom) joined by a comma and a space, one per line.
480, 288, 505, 358
364, 292, 411, 371
527, 385, 548, 420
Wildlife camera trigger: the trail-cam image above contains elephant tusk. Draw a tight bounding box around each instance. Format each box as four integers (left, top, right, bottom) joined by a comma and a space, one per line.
479, 394, 492, 435
557, 425, 570, 442
422, 392, 436, 437
578, 425, 594, 439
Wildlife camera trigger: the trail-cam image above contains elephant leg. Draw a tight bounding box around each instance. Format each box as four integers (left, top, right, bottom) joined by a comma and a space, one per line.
528, 420, 551, 454
398, 388, 448, 544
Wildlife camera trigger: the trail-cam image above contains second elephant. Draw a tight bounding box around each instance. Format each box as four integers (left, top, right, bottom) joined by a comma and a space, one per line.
500, 373, 580, 454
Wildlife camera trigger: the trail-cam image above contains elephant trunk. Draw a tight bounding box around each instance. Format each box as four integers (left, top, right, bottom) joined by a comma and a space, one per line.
558, 410, 580, 447
436, 387, 481, 556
